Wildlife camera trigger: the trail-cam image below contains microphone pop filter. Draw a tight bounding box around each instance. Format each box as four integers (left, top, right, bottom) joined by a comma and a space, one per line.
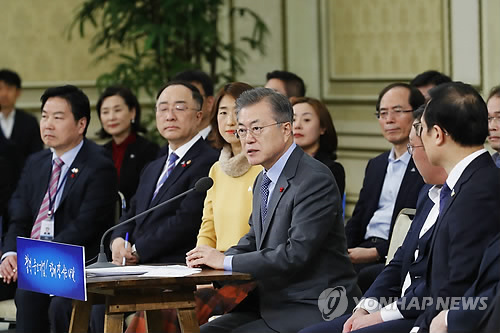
195, 177, 214, 193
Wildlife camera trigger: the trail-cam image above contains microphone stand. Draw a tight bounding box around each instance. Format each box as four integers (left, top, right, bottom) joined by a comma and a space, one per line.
86, 187, 197, 269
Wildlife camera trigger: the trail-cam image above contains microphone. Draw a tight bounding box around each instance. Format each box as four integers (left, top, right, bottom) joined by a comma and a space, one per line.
86, 176, 214, 269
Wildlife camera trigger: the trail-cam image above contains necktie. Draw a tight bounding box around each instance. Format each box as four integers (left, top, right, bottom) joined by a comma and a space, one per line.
31, 157, 64, 239
152, 152, 179, 201
260, 173, 272, 226
439, 183, 452, 215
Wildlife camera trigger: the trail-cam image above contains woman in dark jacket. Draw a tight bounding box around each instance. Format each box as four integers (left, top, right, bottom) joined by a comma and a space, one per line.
96, 86, 158, 208
291, 96, 345, 197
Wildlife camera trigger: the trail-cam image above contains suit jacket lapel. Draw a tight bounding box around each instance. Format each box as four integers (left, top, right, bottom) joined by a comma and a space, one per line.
258, 146, 301, 248
59, 140, 88, 204
33, 152, 53, 217
149, 138, 203, 207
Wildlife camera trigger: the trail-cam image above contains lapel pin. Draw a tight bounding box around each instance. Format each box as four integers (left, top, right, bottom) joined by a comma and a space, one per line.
411, 167, 416, 172
130, 154, 135, 159
451, 189, 455, 197
70, 168, 79, 178
279, 187, 284, 192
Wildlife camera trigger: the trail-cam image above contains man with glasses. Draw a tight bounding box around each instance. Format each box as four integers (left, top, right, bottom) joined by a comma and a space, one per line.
90, 81, 219, 332
345, 83, 425, 292
487, 85, 500, 167
187, 87, 361, 332
300, 106, 448, 333
411, 81, 500, 333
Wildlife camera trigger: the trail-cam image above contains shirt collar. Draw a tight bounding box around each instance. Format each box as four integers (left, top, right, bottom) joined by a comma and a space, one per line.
51, 139, 84, 167
264, 142, 297, 184
0, 109, 16, 121
445, 148, 487, 189
428, 185, 443, 204
388, 147, 411, 165
199, 125, 212, 139
168, 133, 202, 162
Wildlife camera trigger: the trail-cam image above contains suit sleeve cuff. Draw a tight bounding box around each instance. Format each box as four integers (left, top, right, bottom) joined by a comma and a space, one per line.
355, 298, 382, 314
1, 252, 16, 262
380, 301, 404, 322
223, 255, 233, 271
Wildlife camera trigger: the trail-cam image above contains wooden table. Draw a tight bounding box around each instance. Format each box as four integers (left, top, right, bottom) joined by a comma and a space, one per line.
69, 269, 252, 333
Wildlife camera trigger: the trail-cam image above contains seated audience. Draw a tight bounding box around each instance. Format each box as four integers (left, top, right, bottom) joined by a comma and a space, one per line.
410, 70, 451, 101
186, 88, 361, 333
90, 81, 218, 332
0, 69, 43, 234
345, 83, 425, 293
291, 96, 345, 197
264, 70, 306, 98
300, 105, 446, 333
96, 85, 159, 207
0, 85, 117, 333
126, 82, 262, 333
487, 85, 500, 167
412, 82, 500, 332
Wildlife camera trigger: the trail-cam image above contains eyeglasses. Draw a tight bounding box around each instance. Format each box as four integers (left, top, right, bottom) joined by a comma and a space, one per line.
413, 121, 423, 137
488, 115, 500, 124
375, 108, 413, 119
156, 103, 200, 114
235, 122, 287, 140
407, 143, 424, 155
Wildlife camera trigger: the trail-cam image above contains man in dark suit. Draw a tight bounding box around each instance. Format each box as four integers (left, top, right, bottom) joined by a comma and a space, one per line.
0, 69, 43, 228
187, 88, 361, 333
300, 106, 448, 333
109, 81, 218, 265
0, 85, 117, 332
88, 81, 218, 333
429, 234, 499, 333
264, 70, 306, 98
412, 82, 500, 333
345, 83, 425, 292
486, 85, 500, 167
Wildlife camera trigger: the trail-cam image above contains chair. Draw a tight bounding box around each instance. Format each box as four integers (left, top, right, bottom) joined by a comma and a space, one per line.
385, 208, 416, 265
0, 299, 16, 329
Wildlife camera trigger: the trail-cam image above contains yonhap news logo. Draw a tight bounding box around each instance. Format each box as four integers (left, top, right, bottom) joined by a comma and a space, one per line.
318, 286, 349, 321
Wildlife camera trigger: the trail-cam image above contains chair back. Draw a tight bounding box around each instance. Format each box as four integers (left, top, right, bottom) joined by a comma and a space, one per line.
386, 208, 416, 265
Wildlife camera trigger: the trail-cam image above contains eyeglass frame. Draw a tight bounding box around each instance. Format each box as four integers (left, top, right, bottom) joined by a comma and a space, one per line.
235, 122, 288, 140
375, 108, 413, 119
407, 143, 424, 155
156, 102, 201, 114
413, 121, 423, 137
488, 115, 500, 124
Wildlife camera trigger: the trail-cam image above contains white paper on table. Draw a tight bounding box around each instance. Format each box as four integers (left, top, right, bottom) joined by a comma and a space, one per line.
86, 265, 200, 277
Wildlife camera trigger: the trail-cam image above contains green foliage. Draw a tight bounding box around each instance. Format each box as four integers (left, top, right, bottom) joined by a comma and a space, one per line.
68, 0, 269, 99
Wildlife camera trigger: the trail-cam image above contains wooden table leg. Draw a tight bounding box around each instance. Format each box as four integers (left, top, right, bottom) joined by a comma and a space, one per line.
69, 299, 92, 333
104, 312, 124, 333
177, 308, 200, 333
145, 309, 164, 332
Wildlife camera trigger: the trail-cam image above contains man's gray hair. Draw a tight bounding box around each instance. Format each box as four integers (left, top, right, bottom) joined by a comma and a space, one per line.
235, 87, 293, 123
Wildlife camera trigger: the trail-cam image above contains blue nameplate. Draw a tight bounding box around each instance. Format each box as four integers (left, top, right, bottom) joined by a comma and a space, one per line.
16, 237, 87, 301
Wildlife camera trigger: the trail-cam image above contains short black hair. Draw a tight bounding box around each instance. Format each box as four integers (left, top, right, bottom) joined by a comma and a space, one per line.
410, 70, 451, 88
236, 87, 293, 124
413, 104, 426, 121
156, 80, 204, 111
423, 82, 488, 146
0, 69, 21, 89
266, 70, 306, 97
376, 82, 425, 112
40, 85, 91, 136
172, 70, 214, 97
96, 85, 145, 139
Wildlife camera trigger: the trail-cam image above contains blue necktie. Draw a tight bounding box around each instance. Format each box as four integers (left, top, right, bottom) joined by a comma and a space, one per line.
260, 173, 272, 226
152, 152, 179, 201
439, 183, 452, 215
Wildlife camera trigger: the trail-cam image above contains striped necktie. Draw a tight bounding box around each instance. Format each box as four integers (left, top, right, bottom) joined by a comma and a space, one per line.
260, 173, 272, 226
31, 157, 64, 239
152, 152, 179, 201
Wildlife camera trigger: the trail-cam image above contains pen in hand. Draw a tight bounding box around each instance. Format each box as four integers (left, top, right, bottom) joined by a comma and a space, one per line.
123, 232, 129, 266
